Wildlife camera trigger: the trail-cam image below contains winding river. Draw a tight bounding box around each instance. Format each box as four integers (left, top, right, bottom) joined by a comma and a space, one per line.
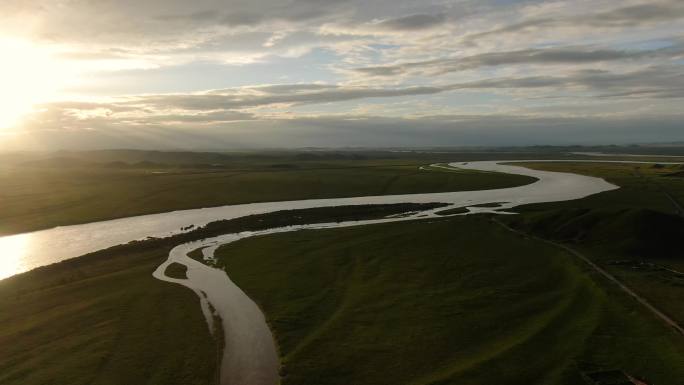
1, 160, 629, 385
0, 161, 621, 280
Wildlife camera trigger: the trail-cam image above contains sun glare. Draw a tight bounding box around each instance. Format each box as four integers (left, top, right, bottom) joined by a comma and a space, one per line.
0, 233, 29, 280
0, 39, 69, 129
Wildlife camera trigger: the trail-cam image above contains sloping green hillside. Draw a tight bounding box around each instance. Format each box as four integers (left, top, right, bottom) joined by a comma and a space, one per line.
215, 216, 684, 385
505, 208, 684, 259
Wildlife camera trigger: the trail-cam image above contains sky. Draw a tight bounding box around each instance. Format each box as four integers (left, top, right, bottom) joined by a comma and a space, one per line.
0, 0, 682, 150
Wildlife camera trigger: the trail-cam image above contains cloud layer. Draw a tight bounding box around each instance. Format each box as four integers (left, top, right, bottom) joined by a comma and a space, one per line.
1, 0, 683, 149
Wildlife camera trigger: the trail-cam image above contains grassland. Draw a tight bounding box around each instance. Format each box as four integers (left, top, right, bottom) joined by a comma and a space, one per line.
0, 244, 219, 385
214, 216, 684, 385
0, 156, 533, 235
499, 161, 684, 353
4, 154, 684, 384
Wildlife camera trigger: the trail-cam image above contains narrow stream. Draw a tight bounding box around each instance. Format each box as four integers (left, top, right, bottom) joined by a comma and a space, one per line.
154, 218, 423, 385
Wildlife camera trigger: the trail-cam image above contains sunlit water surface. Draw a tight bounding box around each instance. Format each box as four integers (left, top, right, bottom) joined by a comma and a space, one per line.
0, 160, 629, 280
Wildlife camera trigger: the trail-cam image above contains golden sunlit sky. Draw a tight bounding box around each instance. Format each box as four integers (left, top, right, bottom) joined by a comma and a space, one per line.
0, 39, 63, 128
0, 0, 683, 149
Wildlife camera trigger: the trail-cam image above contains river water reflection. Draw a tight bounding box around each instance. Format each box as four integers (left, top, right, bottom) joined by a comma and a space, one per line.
0, 161, 621, 280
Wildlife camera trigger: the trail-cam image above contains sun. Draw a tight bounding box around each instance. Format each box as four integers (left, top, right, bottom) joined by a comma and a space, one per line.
0, 39, 67, 129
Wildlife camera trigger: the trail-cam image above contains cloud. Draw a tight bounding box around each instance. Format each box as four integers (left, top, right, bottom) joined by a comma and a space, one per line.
447, 66, 684, 99
373, 13, 447, 31
353, 45, 683, 77
115, 84, 445, 111
2, 0, 684, 151
134, 66, 684, 114
590, 1, 684, 27
12, 64, 682, 140
1, 1, 447, 49
17, 63, 684, 135
468, 1, 684, 41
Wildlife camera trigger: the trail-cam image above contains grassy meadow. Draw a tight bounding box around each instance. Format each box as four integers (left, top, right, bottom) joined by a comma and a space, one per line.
0, 244, 219, 385
495, 162, 684, 361
214, 216, 684, 385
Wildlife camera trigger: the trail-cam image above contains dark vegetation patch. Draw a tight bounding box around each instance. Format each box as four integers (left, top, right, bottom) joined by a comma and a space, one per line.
664, 170, 684, 178
504, 208, 684, 260
269, 163, 299, 169
187, 248, 205, 262
435, 206, 469, 215
468, 202, 506, 208
193, 203, 447, 239
165, 262, 188, 279
581, 369, 635, 385
436, 202, 507, 216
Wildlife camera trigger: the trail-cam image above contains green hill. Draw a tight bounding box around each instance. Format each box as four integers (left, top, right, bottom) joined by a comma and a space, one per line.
506, 208, 684, 259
